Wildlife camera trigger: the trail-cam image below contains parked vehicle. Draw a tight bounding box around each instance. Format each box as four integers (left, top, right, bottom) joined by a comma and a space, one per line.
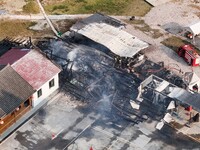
177, 45, 200, 66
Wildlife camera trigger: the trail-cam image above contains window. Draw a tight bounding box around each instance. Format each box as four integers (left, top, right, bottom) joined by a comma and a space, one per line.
49, 79, 55, 89
24, 100, 30, 107
37, 89, 42, 98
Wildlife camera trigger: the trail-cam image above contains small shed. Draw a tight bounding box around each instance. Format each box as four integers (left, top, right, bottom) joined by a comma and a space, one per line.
184, 72, 200, 93
185, 21, 200, 36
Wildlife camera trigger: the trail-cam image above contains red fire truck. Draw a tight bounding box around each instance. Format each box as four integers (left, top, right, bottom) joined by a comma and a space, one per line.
177, 45, 200, 66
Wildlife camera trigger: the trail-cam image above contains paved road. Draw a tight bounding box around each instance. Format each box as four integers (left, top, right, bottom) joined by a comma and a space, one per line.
0, 14, 130, 20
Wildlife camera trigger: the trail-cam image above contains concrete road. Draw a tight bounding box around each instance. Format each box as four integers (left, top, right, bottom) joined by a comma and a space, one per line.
0, 14, 130, 20
0, 91, 199, 150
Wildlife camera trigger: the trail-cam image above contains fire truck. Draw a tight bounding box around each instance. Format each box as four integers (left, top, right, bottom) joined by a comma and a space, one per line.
177, 45, 200, 66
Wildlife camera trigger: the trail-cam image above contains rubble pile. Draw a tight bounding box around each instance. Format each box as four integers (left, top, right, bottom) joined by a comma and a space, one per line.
36, 36, 188, 124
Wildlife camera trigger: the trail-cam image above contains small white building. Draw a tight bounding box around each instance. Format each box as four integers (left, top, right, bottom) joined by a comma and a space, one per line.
12, 49, 61, 107
185, 21, 200, 44
184, 72, 200, 93
185, 21, 200, 37
0, 48, 61, 107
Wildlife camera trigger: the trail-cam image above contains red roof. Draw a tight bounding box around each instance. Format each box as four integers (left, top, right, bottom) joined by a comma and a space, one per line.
12, 49, 61, 90
0, 48, 30, 65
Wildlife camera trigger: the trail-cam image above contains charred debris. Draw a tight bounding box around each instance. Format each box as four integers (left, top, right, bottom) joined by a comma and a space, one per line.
35, 34, 186, 123
0, 14, 186, 125
0, 37, 32, 56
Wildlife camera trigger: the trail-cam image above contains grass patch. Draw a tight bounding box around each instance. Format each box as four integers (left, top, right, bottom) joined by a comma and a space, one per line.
161, 36, 190, 52
0, 19, 78, 40
123, 0, 151, 16
51, 5, 69, 14
133, 20, 163, 39
135, 24, 151, 32
162, 36, 200, 54
0, 20, 34, 38
44, 0, 152, 16
0, 20, 46, 40
128, 19, 145, 25
23, 1, 40, 14
151, 29, 164, 39
29, 21, 38, 27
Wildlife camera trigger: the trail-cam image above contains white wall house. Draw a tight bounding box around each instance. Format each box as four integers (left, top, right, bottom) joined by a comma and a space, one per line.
0, 47, 61, 141
32, 74, 59, 107
11, 49, 61, 107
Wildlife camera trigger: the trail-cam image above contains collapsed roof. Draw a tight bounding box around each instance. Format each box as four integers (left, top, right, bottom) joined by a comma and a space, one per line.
70, 13, 149, 57
140, 75, 200, 112
184, 72, 200, 92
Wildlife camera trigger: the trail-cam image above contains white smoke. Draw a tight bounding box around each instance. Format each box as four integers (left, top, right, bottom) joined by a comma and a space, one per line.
67, 48, 78, 61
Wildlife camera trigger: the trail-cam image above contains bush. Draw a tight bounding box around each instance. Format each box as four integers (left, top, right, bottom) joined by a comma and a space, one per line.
75, 0, 86, 3
52, 5, 68, 11
23, 1, 40, 14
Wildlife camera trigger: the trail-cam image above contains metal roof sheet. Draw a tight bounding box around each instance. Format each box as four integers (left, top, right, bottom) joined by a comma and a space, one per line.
0, 48, 30, 65
186, 21, 200, 35
72, 23, 148, 57
168, 87, 200, 112
71, 13, 148, 58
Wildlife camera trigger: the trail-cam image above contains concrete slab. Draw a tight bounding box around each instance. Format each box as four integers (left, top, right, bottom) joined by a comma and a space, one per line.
0, 91, 199, 150
145, 0, 171, 7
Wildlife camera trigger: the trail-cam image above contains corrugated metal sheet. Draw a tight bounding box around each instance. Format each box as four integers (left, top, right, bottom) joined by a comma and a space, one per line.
186, 21, 200, 36
0, 48, 30, 65
168, 87, 200, 112
72, 23, 148, 57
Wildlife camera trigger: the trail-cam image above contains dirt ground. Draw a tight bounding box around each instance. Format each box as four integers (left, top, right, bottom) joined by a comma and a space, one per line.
0, 0, 26, 14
